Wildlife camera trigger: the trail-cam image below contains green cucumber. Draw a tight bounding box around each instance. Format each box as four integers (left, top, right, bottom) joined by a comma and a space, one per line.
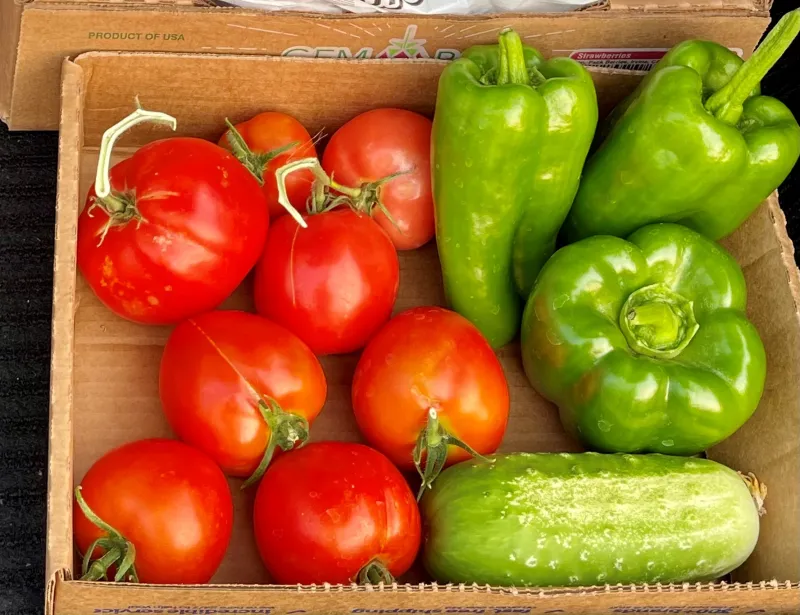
421, 452, 764, 587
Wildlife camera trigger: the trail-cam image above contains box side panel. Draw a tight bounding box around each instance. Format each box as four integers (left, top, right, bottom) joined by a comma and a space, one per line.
46, 59, 85, 581
713, 197, 800, 583
72, 53, 644, 146
52, 578, 800, 615
0, 1, 24, 122
10, 6, 769, 130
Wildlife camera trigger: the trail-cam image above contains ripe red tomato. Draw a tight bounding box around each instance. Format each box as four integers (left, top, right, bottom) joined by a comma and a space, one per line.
220, 112, 316, 219
253, 442, 421, 584
352, 306, 510, 496
77, 137, 268, 325
253, 209, 399, 356
159, 310, 327, 484
322, 108, 434, 251
73, 438, 233, 584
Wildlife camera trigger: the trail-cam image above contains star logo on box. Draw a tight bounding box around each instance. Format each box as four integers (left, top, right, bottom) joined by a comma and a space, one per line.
375, 25, 430, 59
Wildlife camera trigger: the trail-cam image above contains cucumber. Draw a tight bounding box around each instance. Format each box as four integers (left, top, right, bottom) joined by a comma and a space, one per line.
421, 452, 763, 587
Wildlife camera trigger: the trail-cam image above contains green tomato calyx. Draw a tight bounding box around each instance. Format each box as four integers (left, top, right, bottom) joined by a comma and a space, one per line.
413, 407, 492, 501
241, 397, 310, 490
356, 558, 395, 585
75, 486, 140, 583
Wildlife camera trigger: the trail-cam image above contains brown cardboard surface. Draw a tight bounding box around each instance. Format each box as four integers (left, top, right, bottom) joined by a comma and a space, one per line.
0, 1, 23, 123
714, 205, 800, 585
50, 51, 800, 614
2, 0, 770, 130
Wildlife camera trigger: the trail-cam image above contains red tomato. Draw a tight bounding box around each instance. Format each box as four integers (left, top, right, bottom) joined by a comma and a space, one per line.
253, 209, 399, 356
220, 112, 316, 219
73, 438, 233, 584
159, 310, 327, 483
322, 108, 434, 251
352, 306, 510, 495
77, 137, 268, 325
253, 442, 421, 584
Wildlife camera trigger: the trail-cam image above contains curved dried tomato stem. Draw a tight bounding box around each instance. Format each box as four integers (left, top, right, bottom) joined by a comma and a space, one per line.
95, 106, 176, 200
88, 105, 177, 246
413, 408, 493, 501
241, 398, 310, 489
75, 486, 139, 583
274, 157, 408, 231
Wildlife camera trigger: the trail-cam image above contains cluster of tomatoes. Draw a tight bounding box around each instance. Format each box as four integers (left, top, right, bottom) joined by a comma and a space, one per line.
73, 107, 510, 587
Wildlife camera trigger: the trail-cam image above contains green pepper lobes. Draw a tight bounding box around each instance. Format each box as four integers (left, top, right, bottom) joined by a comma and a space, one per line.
564, 9, 800, 243
432, 29, 597, 348
521, 224, 766, 456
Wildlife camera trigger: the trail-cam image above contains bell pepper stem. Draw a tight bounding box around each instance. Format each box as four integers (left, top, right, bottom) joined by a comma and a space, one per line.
413, 408, 492, 501
241, 398, 310, 489
497, 29, 530, 87
626, 302, 683, 348
705, 8, 800, 125
620, 284, 699, 360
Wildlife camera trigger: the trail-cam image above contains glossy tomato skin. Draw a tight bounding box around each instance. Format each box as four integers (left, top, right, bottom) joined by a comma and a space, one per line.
322, 109, 434, 250
73, 438, 233, 584
159, 310, 327, 477
220, 112, 316, 219
254, 209, 399, 356
253, 441, 421, 584
352, 306, 510, 470
77, 137, 268, 325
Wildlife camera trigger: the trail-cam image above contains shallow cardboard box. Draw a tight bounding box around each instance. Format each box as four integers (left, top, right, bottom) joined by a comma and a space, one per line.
1, 0, 773, 131
48, 50, 800, 615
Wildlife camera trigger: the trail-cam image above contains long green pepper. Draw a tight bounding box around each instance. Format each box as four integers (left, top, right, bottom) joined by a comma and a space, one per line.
564, 9, 800, 242
432, 29, 597, 348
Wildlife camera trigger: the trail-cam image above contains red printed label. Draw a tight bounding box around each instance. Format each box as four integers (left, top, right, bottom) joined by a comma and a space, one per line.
567, 48, 668, 71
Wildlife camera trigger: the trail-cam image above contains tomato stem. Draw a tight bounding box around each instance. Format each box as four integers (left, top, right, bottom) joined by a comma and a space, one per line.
75, 486, 140, 583
274, 157, 408, 232
223, 118, 299, 186
88, 104, 177, 246
413, 408, 492, 501
241, 397, 310, 489
356, 558, 395, 585
95, 105, 177, 200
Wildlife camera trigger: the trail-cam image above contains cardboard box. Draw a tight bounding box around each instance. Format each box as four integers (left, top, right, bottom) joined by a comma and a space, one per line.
48, 49, 800, 615
1, 0, 773, 131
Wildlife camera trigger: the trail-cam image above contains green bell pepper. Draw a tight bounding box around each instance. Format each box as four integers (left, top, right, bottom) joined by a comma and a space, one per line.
520, 223, 766, 456
432, 29, 597, 348
563, 9, 800, 243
